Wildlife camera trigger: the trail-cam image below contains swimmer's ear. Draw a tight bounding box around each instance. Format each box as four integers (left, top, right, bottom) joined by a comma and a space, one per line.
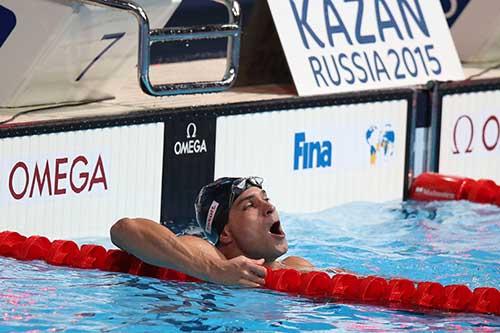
218, 226, 233, 245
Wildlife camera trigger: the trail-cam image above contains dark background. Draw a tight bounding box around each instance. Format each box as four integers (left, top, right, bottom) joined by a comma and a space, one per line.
151, 0, 256, 63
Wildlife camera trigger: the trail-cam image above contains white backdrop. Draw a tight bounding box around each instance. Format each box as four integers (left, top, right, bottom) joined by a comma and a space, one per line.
0, 123, 164, 239
215, 100, 408, 213
439, 90, 500, 183
0, 0, 180, 107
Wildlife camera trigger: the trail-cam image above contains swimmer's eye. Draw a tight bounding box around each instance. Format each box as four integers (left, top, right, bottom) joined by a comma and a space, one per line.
243, 201, 255, 210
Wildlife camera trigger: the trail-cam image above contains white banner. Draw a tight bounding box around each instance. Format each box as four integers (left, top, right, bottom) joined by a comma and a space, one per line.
439, 91, 500, 183
268, 0, 464, 96
0, 123, 164, 239
0, 0, 180, 107
215, 100, 408, 213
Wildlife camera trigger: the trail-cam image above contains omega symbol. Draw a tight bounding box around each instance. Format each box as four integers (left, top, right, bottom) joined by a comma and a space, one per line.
186, 123, 197, 139
453, 114, 499, 154
452, 115, 473, 154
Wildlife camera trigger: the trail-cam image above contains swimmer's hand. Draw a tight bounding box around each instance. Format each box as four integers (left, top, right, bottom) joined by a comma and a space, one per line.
111, 218, 266, 288
211, 256, 267, 288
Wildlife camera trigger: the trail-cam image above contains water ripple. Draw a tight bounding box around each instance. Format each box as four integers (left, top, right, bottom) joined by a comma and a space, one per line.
1, 200, 499, 331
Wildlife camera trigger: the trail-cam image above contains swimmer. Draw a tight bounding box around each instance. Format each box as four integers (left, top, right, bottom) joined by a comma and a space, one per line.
110, 176, 314, 287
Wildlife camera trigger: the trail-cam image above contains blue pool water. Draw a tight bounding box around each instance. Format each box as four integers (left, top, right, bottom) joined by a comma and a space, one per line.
1, 200, 499, 332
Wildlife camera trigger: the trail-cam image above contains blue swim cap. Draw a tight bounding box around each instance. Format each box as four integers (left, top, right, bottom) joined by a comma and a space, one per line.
194, 177, 263, 245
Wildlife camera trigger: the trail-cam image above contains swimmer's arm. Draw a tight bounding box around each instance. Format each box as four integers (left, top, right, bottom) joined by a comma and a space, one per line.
110, 218, 267, 287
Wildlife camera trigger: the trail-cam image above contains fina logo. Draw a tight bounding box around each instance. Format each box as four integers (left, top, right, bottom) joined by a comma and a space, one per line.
366, 124, 395, 165
293, 132, 332, 170
173, 122, 207, 155
0, 5, 16, 48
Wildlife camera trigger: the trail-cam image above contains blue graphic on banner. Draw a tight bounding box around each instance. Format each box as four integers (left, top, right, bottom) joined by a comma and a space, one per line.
366, 124, 395, 165
440, 0, 470, 27
0, 5, 16, 48
293, 132, 332, 170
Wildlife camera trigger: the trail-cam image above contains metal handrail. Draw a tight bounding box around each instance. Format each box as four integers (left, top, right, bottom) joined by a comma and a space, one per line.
79, 0, 241, 96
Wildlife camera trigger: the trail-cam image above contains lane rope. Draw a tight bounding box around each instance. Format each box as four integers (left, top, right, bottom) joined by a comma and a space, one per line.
1, 230, 498, 315
409, 172, 500, 206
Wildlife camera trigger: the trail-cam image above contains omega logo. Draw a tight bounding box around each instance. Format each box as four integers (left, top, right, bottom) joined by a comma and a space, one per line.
453, 114, 499, 154
173, 122, 207, 155
186, 122, 196, 139
5, 154, 108, 201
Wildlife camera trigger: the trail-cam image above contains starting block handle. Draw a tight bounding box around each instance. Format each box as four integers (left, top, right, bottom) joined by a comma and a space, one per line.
79, 0, 241, 96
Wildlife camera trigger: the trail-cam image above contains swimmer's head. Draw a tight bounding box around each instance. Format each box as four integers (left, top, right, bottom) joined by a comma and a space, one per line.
194, 177, 264, 245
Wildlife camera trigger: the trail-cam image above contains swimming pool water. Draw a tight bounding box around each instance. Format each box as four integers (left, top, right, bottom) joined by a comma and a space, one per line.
1, 200, 499, 332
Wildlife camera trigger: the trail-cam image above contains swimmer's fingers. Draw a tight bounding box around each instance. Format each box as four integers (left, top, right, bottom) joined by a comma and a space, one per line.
242, 259, 266, 286
247, 259, 267, 278
241, 269, 266, 286
231, 258, 266, 287
238, 279, 263, 288
219, 256, 266, 287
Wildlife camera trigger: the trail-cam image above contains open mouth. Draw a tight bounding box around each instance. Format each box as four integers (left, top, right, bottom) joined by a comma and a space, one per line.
269, 221, 285, 237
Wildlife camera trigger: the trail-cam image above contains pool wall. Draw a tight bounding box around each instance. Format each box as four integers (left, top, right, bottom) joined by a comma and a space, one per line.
0, 124, 164, 238
0, 79, 499, 238
431, 79, 500, 184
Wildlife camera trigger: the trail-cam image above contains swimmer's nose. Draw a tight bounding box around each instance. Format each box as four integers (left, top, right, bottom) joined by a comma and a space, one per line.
263, 201, 275, 216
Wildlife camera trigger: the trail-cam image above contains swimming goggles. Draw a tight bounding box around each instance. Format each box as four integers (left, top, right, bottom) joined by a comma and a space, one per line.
228, 176, 263, 208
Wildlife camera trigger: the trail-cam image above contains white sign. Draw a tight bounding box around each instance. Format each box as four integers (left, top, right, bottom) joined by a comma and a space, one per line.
2, 152, 109, 203
439, 91, 500, 183
267, 0, 464, 96
0, 0, 180, 107
215, 100, 408, 213
0, 123, 164, 239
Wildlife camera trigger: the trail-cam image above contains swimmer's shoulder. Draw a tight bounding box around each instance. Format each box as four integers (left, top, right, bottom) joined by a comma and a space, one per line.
282, 256, 314, 270
265, 256, 314, 272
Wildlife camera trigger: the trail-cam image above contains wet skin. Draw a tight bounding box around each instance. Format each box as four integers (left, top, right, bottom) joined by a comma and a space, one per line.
218, 187, 288, 263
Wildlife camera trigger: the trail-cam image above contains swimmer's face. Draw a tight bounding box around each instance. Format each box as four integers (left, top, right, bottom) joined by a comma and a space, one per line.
223, 186, 288, 262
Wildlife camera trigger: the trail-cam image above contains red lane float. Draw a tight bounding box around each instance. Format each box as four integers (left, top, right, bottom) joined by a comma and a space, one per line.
70, 244, 106, 269
409, 172, 500, 206
47, 240, 80, 266
16, 236, 51, 261
0, 231, 26, 257
0, 230, 498, 316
